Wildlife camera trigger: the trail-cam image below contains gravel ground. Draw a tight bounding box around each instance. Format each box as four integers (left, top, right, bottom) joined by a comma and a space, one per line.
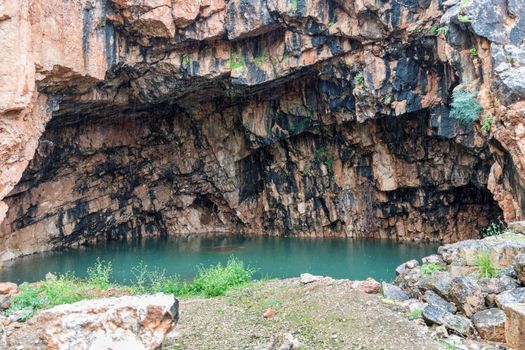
165, 278, 444, 350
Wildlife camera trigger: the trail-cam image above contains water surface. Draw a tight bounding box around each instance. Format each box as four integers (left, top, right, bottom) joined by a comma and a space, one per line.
0, 235, 437, 283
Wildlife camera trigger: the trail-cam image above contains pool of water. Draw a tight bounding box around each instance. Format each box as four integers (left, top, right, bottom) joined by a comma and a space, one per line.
0, 235, 437, 283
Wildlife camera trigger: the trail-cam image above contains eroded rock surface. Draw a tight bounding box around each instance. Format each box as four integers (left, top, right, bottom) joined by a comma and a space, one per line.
0, 0, 525, 259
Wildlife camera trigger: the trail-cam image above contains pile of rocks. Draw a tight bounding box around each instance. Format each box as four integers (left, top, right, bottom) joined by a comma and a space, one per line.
384, 232, 525, 349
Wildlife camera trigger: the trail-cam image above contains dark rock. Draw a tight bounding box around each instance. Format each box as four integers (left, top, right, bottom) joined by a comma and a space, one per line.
381, 282, 409, 301
448, 276, 484, 317
498, 67, 525, 105
495, 287, 525, 307
417, 271, 455, 298
423, 290, 455, 313
464, 0, 506, 44
513, 253, 525, 285
422, 304, 475, 336
472, 308, 506, 342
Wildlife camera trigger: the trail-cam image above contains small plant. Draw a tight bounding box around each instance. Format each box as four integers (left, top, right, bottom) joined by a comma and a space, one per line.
421, 262, 443, 276
324, 156, 334, 170
481, 113, 495, 134
182, 55, 191, 66
87, 258, 112, 289
406, 308, 423, 319
354, 71, 365, 86
252, 52, 269, 69
427, 25, 438, 35
328, 20, 334, 28
230, 52, 246, 70
436, 26, 449, 37
469, 47, 478, 56
450, 89, 483, 125
315, 146, 328, 159
483, 218, 506, 237
476, 252, 499, 278
290, 0, 298, 12
457, 14, 471, 23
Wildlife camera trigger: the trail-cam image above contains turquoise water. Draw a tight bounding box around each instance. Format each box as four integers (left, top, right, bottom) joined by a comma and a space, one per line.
0, 235, 437, 283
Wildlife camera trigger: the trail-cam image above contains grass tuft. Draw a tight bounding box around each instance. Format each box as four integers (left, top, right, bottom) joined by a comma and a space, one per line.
476, 251, 499, 278
420, 262, 443, 276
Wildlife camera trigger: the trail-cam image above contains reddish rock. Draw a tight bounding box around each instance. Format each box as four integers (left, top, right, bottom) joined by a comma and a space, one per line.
0, 282, 18, 295
353, 278, 381, 294
263, 309, 276, 319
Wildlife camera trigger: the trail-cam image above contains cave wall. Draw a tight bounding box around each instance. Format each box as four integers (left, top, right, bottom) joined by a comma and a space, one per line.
0, 0, 524, 260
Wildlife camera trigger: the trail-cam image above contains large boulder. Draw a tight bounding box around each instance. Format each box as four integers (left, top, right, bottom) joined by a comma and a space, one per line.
0, 282, 18, 295
31, 293, 179, 350
422, 304, 475, 336
514, 254, 525, 285
472, 308, 506, 342
381, 282, 409, 301
496, 288, 525, 307
503, 303, 525, 350
423, 290, 455, 314
416, 271, 455, 298
447, 276, 484, 317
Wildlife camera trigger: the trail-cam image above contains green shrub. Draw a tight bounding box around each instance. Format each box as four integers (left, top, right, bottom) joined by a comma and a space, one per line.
190, 257, 255, 297
481, 113, 495, 134
354, 71, 365, 86
483, 218, 505, 237
290, 0, 298, 12
324, 156, 335, 170
230, 53, 246, 70
87, 258, 112, 289
476, 252, 499, 278
421, 263, 443, 276
436, 26, 449, 37
457, 14, 471, 23
469, 47, 478, 56
450, 89, 483, 125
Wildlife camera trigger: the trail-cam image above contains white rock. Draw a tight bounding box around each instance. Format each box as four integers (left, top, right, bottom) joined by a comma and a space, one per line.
300, 273, 322, 284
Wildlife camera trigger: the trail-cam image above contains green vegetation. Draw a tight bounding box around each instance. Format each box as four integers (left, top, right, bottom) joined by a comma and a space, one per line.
324, 156, 335, 170
469, 47, 478, 56
436, 26, 449, 37
328, 20, 334, 28
315, 145, 328, 159
290, 0, 298, 12
182, 55, 191, 67
457, 14, 471, 23
253, 52, 270, 69
475, 252, 499, 278
481, 113, 495, 134
440, 341, 459, 350
450, 89, 483, 125
405, 308, 423, 319
230, 53, 247, 70
7, 257, 255, 320
421, 262, 443, 276
354, 71, 365, 86
483, 218, 505, 237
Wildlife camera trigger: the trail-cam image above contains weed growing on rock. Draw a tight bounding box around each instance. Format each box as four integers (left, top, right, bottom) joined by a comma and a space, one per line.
290, 0, 298, 12
421, 262, 443, 276
481, 113, 495, 134
475, 252, 499, 278
253, 52, 270, 69
483, 218, 505, 237
457, 14, 471, 23
230, 53, 246, 70
450, 89, 483, 125
469, 47, 478, 56
354, 71, 365, 86
436, 26, 449, 37
405, 308, 423, 319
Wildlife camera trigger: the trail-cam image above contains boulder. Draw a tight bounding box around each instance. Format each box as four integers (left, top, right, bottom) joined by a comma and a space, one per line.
479, 275, 519, 295
381, 282, 409, 301
0, 282, 18, 295
472, 308, 506, 342
352, 278, 381, 294
422, 255, 442, 265
448, 276, 484, 317
514, 253, 525, 285
422, 304, 474, 336
30, 293, 178, 350
394, 266, 421, 291
395, 259, 419, 275
423, 290, 455, 314
503, 303, 525, 350
496, 288, 525, 308
300, 273, 322, 284
416, 271, 455, 298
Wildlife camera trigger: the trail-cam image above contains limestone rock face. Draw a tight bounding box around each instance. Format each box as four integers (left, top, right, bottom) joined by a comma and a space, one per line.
28, 293, 178, 350
0, 0, 525, 259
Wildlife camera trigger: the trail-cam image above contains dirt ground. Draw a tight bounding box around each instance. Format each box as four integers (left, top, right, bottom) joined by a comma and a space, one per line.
165, 278, 444, 350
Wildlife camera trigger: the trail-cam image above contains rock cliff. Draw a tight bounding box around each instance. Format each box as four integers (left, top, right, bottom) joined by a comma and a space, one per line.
1, 0, 524, 260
